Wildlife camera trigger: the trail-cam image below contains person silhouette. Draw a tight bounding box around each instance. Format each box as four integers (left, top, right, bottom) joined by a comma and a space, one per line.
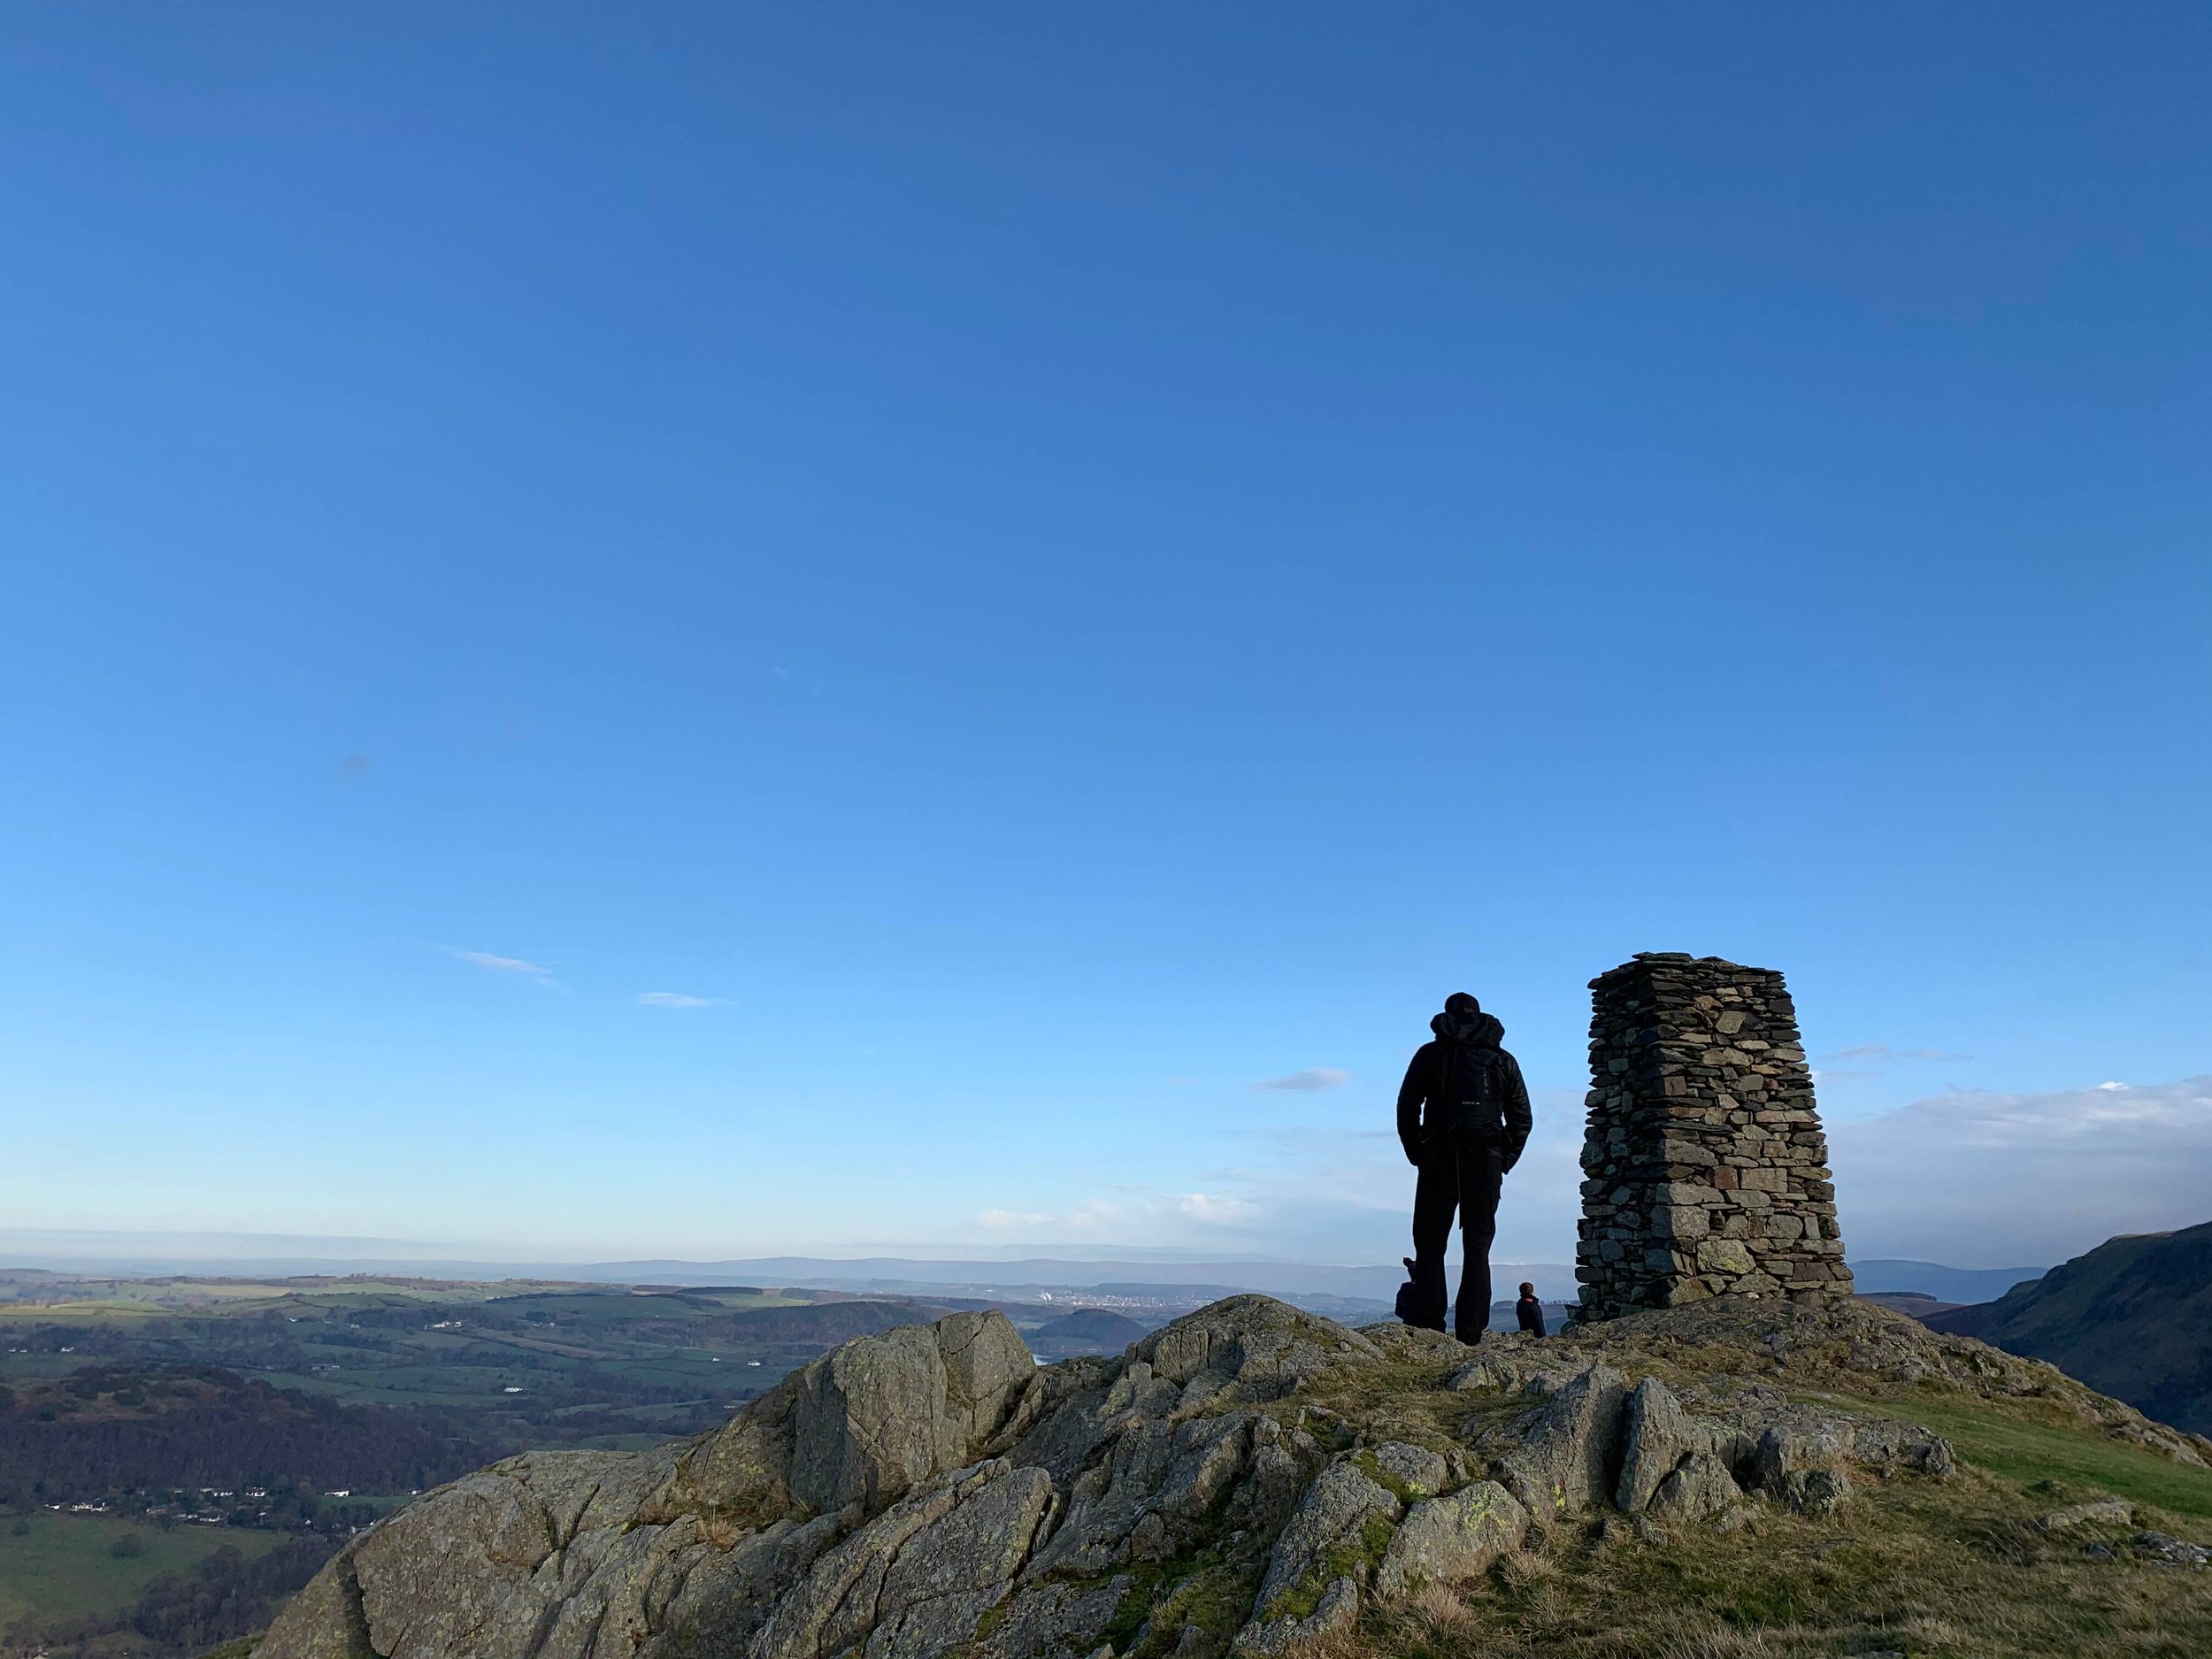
1395, 993, 1532, 1343
1515, 1281, 1548, 1337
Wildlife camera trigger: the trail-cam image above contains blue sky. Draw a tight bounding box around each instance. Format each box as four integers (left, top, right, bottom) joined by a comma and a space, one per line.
4, 4, 2208, 1271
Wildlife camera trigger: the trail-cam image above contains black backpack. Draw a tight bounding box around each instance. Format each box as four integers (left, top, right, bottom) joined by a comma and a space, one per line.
1439, 1042, 1507, 1146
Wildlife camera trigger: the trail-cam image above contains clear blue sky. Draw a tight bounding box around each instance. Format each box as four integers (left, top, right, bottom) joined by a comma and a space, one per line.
4, 4, 2207, 1271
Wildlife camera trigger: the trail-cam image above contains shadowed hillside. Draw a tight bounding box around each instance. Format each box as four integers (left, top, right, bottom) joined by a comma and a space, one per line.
1025, 1308, 1153, 1357
1928, 1221, 2212, 1434
0, 1364, 488, 1510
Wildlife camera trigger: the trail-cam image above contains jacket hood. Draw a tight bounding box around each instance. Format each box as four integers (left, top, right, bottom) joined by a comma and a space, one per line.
1432, 1009, 1504, 1048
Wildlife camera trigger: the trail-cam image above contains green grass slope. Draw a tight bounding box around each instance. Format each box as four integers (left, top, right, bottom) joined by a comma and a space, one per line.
0, 1512, 287, 1634
1927, 1220, 2212, 1434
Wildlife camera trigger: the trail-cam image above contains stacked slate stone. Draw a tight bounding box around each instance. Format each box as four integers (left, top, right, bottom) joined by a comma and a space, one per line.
1576, 953, 1853, 1321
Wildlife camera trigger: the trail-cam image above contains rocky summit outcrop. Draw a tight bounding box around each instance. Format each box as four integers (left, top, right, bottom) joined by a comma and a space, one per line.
258, 1292, 2207, 1659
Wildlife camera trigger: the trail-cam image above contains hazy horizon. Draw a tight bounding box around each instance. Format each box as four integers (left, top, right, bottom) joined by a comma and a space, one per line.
0, 1225, 2050, 1279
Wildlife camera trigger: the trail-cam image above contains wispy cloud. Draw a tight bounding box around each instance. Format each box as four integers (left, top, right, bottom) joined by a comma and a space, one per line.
1179, 1193, 1261, 1225
1832, 1075, 2212, 1263
1820, 1042, 1971, 1064
636, 992, 726, 1009
449, 948, 553, 978
1254, 1068, 1349, 1093
976, 1208, 1053, 1229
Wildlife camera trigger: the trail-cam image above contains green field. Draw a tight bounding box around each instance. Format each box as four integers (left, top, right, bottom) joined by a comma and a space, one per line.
0, 1276, 865, 1442
0, 1272, 1053, 1469
1816, 1387, 2212, 1520
0, 1513, 290, 1632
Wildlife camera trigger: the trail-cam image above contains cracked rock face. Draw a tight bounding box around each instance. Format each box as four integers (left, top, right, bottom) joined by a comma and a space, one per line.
1372, 1482, 1528, 1597
1489, 1363, 1630, 1517
261, 1295, 1994, 1659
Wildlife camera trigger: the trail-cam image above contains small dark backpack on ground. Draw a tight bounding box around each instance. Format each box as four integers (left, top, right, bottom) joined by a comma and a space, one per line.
1394, 1256, 1421, 1325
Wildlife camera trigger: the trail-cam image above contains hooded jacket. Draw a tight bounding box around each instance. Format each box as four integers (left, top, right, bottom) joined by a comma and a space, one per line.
1396, 1007, 1533, 1170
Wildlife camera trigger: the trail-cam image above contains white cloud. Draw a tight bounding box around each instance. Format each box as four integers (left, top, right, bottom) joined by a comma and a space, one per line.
1179, 1193, 1261, 1225
976, 1209, 1052, 1230
449, 948, 552, 977
1831, 1076, 2212, 1265
1254, 1068, 1350, 1093
1820, 1042, 1970, 1064
637, 992, 726, 1009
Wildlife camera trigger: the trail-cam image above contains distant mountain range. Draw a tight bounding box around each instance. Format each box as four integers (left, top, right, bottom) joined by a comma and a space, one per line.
1926, 1220, 2212, 1434
1844, 1259, 2049, 1304
587, 1257, 1586, 1302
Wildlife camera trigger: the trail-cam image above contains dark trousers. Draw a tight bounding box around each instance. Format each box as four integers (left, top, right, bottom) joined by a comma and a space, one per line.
1410, 1141, 1502, 1340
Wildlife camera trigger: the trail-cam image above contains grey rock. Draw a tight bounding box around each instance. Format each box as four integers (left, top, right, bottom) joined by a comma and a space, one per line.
2037, 1497, 2134, 1531
335, 1452, 656, 1659
2135, 1531, 2210, 1569
756, 1459, 1054, 1659
1024, 1409, 1260, 1579
1356, 1324, 1466, 1363
1373, 1481, 1528, 1596
1647, 1452, 1742, 1522
1733, 1409, 1948, 1515
1488, 1363, 1630, 1519
1748, 1418, 1850, 1501
1447, 1362, 1496, 1393
1233, 1574, 1359, 1656
793, 1310, 1035, 1513
1368, 1441, 1453, 1500
1003, 1359, 1157, 1487
1240, 1455, 1402, 1640
652, 1514, 846, 1655
1787, 1467, 1850, 1517
1448, 1354, 1578, 1397
258, 1540, 373, 1659
1847, 1417, 1957, 1480
976, 1578, 1132, 1659
1615, 1377, 1713, 1514
1136, 1296, 1382, 1407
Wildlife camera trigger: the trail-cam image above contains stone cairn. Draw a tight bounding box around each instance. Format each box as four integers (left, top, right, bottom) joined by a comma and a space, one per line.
1576, 952, 1853, 1320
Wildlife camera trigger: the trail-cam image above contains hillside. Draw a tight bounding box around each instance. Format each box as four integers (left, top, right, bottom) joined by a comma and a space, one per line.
1026, 1309, 1154, 1357
0, 1363, 489, 1510
246, 1294, 2212, 1659
1927, 1221, 2212, 1434
0, 1275, 977, 1458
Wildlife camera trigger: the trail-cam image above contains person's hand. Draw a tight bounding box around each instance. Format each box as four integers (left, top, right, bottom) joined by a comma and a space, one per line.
1402, 1141, 1421, 1168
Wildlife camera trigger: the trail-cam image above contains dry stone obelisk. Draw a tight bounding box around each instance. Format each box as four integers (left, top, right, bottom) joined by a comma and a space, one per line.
1575, 953, 1853, 1320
